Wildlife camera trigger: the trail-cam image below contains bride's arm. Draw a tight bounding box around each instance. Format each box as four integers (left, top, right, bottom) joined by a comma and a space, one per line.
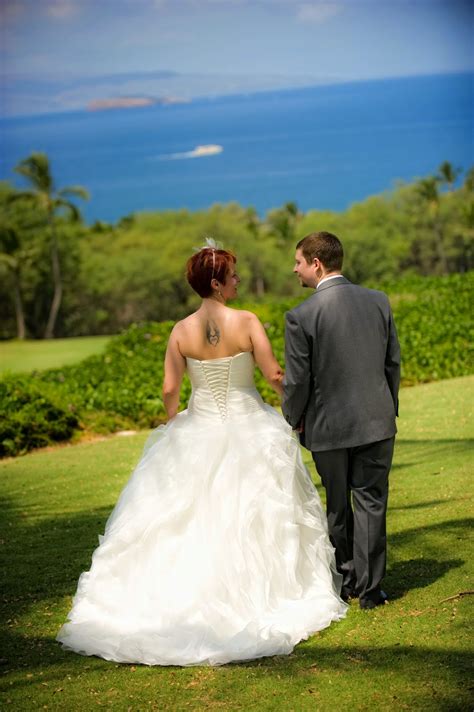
248, 313, 284, 395
163, 326, 186, 419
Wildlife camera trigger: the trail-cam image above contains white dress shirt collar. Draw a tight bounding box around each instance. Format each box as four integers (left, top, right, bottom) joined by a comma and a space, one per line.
317, 274, 344, 289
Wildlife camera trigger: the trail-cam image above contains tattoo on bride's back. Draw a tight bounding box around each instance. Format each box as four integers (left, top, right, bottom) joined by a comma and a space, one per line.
206, 320, 220, 347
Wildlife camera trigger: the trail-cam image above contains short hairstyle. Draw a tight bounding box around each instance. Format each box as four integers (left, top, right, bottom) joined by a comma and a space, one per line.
186, 247, 236, 298
296, 231, 344, 271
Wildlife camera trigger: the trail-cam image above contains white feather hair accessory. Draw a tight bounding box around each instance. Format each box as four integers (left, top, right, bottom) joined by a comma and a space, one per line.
192, 236, 223, 253
192, 236, 224, 279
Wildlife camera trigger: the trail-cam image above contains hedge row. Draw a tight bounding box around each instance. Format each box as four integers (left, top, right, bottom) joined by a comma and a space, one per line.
0, 377, 79, 457
1, 273, 472, 457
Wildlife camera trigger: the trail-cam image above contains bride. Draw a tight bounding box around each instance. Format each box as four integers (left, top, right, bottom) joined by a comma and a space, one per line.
57, 243, 347, 666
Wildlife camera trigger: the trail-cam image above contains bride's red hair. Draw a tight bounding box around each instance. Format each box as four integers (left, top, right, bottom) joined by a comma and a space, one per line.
186, 248, 236, 298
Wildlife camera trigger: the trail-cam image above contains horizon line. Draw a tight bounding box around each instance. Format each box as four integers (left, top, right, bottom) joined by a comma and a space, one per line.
1, 69, 472, 122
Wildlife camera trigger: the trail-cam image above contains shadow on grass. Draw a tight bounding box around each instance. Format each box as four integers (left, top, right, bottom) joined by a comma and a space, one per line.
392, 437, 473, 467
0, 495, 471, 624
0, 495, 113, 625
1, 436, 472, 702
396, 438, 474, 444
1, 627, 472, 712
384, 558, 464, 600
393, 437, 474, 459
0, 492, 472, 617
389, 499, 466, 511
1, 504, 471, 598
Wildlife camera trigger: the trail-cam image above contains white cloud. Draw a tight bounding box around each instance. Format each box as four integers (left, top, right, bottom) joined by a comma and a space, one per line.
46, 0, 79, 19
296, 2, 342, 24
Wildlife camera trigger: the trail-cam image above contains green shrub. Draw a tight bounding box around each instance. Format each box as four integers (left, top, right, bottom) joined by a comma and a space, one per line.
0, 376, 79, 457
373, 273, 473, 384
1, 273, 472, 457
38, 322, 182, 425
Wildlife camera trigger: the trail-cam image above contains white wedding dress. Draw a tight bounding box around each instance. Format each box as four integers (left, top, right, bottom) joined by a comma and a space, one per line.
57, 351, 347, 666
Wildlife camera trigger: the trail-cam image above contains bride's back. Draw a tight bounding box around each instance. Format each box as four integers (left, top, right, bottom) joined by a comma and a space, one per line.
163, 245, 282, 414
175, 305, 253, 361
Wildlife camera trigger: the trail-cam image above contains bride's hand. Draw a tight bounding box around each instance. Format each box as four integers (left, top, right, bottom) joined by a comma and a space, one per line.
294, 416, 304, 433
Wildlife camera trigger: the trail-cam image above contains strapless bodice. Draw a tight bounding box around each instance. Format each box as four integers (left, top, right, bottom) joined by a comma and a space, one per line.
186, 351, 264, 420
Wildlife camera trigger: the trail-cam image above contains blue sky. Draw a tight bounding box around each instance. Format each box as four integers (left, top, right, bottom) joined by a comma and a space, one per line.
1, 0, 473, 115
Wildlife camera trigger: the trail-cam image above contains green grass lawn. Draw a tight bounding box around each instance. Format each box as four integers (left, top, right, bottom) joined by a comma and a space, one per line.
1, 377, 473, 711
0, 336, 110, 375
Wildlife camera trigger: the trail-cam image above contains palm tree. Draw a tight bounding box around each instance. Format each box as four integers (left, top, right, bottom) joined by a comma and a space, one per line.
416, 176, 439, 206
437, 161, 461, 192
0, 225, 26, 339
464, 166, 474, 193
265, 201, 301, 246
14, 152, 89, 338
0, 184, 42, 340
415, 176, 448, 273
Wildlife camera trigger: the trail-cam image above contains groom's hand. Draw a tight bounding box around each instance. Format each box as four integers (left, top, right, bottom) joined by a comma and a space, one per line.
294, 418, 304, 433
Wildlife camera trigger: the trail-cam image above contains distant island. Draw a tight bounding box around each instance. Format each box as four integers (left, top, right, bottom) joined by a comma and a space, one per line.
87, 96, 190, 111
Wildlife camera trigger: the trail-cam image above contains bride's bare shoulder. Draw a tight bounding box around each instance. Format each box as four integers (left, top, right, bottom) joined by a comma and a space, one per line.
167, 315, 195, 343
231, 308, 259, 323
172, 312, 199, 330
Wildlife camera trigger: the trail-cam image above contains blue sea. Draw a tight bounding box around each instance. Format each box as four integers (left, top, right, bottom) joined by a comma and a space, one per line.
1, 73, 472, 224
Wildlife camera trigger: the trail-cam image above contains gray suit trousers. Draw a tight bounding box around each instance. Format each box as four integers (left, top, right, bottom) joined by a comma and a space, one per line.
312, 437, 395, 605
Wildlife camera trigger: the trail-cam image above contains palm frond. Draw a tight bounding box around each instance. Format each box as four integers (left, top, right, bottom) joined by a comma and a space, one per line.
53, 198, 82, 222
5, 190, 40, 204
416, 177, 439, 203
57, 185, 90, 201
14, 152, 53, 193
437, 161, 461, 186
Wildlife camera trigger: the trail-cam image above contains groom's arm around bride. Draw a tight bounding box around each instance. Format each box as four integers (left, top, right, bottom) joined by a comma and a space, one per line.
282, 231, 401, 610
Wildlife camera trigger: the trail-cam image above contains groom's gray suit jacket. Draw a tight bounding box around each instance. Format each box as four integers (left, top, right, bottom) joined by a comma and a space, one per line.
282, 276, 400, 452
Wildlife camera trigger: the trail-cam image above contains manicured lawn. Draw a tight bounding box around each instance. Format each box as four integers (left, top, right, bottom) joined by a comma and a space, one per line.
0, 336, 110, 375
0, 377, 473, 711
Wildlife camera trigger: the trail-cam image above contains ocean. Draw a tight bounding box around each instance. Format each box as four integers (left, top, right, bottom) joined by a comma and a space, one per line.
1, 72, 472, 224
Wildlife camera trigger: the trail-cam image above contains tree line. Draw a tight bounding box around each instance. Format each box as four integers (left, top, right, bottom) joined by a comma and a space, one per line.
0, 154, 472, 340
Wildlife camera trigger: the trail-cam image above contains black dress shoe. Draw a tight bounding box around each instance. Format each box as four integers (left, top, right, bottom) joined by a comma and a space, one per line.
359, 590, 388, 610
341, 587, 358, 602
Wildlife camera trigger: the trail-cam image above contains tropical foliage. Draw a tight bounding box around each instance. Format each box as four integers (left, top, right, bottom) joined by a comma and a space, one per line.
6, 153, 89, 338
0, 376, 79, 457
0, 156, 472, 339
1, 273, 472, 457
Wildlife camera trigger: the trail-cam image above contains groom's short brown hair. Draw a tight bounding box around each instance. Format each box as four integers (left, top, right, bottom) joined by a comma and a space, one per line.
296, 232, 343, 271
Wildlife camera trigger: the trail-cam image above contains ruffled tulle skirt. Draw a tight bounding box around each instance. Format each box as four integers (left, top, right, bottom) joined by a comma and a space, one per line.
57, 405, 347, 666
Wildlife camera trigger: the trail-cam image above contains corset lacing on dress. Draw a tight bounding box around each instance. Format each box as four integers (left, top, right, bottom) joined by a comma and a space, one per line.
199, 359, 232, 421
186, 352, 264, 421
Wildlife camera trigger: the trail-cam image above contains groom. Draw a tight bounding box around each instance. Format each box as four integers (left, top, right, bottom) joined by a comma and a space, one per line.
282, 231, 400, 609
